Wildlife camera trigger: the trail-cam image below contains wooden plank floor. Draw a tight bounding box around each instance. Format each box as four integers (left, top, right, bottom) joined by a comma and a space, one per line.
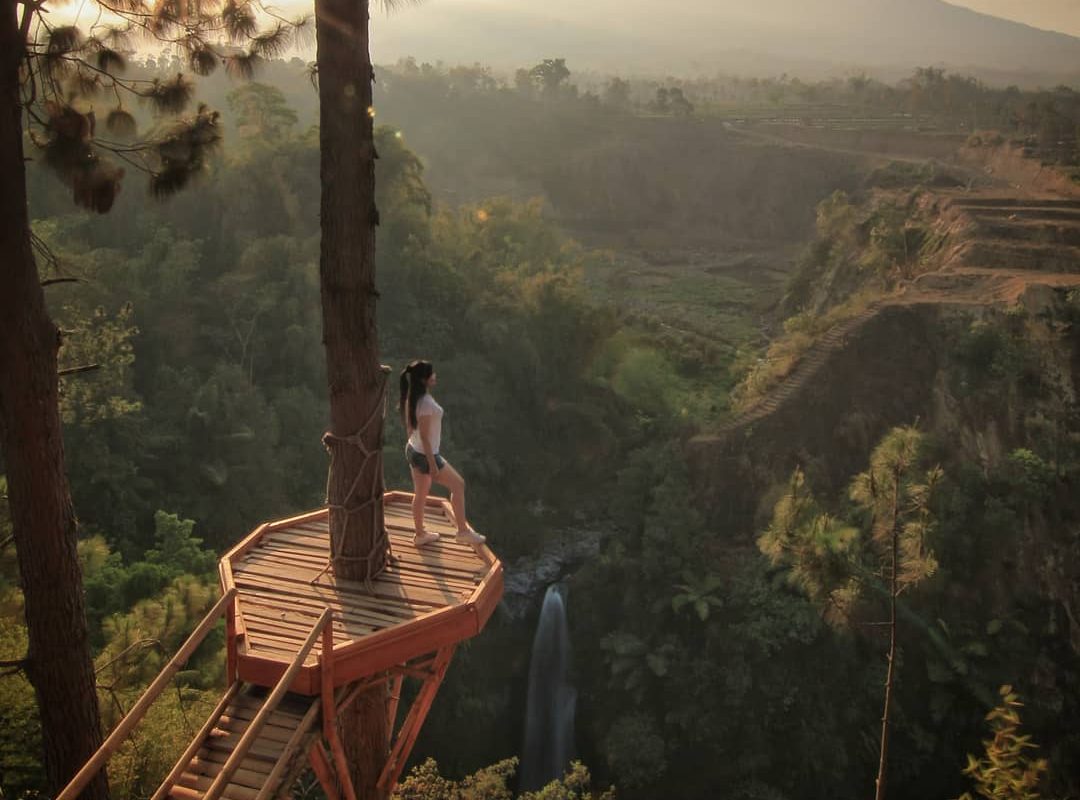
232, 499, 491, 665
168, 686, 317, 800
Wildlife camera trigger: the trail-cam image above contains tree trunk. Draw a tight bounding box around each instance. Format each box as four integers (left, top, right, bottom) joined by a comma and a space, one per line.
874, 474, 901, 800
0, 4, 108, 798
314, 0, 389, 796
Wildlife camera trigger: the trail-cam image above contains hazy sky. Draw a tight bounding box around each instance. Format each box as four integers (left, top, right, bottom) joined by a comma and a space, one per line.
951, 0, 1080, 36
359, 0, 1080, 42
55, 0, 1080, 81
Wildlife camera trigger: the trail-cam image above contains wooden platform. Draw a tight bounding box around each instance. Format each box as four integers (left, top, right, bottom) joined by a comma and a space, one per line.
221, 492, 503, 694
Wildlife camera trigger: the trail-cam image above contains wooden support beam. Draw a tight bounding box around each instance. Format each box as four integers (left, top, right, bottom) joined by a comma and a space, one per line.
56, 588, 237, 800
321, 623, 335, 744
377, 645, 456, 792
325, 725, 358, 800
226, 601, 238, 685
150, 683, 240, 800
334, 673, 390, 714
320, 619, 358, 800
308, 743, 342, 800
269, 723, 324, 800
219, 559, 245, 641
386, 673, 405, 736
203, 608, 331, 800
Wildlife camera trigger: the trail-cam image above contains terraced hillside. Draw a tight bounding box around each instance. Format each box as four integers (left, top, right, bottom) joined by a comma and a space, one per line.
689, 192, 1080, 529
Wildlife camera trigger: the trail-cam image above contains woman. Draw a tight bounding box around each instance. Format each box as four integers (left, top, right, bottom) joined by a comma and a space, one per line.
399, 360, 486, 548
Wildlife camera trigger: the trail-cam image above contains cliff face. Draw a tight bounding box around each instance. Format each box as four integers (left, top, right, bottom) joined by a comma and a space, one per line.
689, 189, 1080, 663
690, 302, 943, 530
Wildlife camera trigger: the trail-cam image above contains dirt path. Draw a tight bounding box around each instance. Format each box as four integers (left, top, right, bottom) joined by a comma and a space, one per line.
725, 124, 1001, 187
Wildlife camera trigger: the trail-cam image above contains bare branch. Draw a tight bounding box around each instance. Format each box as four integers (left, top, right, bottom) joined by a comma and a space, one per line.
41, 277, 80, 287
94, 638, 162, 675
58, 364, 101, 377
19, 0, 45, 44
31, 231, 62, 274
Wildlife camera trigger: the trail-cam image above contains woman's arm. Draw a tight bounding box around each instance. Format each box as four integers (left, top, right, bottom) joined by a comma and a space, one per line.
418, 415, 439, 476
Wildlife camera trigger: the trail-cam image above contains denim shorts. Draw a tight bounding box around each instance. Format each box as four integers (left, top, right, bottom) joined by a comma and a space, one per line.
406, 444, 445, 474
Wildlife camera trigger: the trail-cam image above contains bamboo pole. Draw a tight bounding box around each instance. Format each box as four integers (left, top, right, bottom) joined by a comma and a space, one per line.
150, 683, 240, 800
202, 608, 331, 800
254, 697, 322, 800
56, 588, 237, 800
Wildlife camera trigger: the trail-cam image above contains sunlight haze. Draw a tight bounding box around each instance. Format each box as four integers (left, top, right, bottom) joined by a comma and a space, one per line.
358, 0, 1080, 82
950, 0, 1080, 36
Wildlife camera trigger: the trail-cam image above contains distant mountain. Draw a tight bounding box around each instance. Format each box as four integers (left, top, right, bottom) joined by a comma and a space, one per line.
369, 0, 1080, 84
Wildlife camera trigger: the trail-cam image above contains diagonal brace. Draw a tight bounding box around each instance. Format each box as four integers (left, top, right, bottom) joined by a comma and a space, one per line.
376, 645, 456, 792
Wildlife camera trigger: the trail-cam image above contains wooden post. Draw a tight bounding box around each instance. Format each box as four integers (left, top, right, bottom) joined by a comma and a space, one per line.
320, 613, 358, 800
56, 588, 237, 800
226, 596, 238, 685
377, 646, 455, 792
203, 608, 331, 800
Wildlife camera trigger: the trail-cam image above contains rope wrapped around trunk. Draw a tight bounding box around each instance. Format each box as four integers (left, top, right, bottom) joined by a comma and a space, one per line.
319, 367, 392, 591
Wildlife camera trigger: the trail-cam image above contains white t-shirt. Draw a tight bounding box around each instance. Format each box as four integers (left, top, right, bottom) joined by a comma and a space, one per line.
408, 394, 444, 454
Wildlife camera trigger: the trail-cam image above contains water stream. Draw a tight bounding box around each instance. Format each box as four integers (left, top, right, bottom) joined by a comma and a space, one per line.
519, 584, 577, 791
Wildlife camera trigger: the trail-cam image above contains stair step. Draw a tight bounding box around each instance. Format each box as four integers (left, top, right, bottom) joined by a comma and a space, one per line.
962, 207, 1080, 221
947, 197, 1080, 209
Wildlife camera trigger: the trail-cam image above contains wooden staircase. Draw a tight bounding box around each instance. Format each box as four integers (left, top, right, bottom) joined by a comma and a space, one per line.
160, 686, 320, 800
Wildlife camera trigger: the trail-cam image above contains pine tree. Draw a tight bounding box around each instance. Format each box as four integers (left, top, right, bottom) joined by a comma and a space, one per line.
759, 426, 941, 800
0, 2, 303, 795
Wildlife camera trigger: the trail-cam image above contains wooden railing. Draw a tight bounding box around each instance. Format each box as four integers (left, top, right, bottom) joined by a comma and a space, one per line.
56, 588, 238, 800
201, 608, 332, 800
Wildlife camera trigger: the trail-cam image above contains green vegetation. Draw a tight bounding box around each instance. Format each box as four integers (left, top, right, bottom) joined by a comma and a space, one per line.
957, 686, 1048, 800
0, 503, 222, 799
395, 758, 614, 800
4, 80, 653, 798
4, 56, 1080, 800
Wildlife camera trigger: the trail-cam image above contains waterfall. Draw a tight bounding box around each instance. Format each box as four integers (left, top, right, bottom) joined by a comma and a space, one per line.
520, 584, 576, 791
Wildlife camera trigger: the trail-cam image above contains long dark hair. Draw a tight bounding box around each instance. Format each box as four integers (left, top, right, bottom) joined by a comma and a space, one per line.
398, 360, 434, 430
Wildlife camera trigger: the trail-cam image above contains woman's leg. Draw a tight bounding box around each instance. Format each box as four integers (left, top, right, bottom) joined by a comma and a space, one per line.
433, 463, 468, 531
434, 462, 483, 542
410, 467, 434, 536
